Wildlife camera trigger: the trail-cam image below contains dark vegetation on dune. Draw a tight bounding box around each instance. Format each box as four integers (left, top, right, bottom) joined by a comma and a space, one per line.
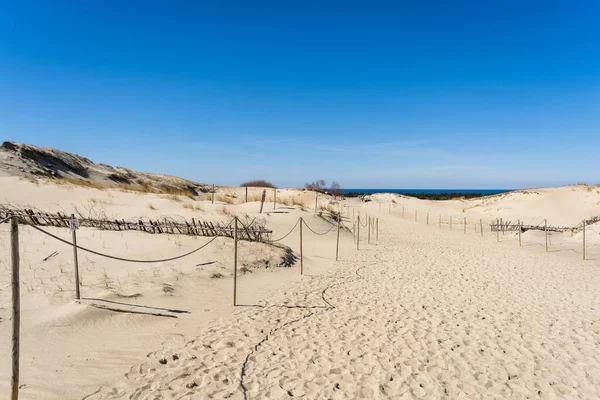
240, 180, 277, 188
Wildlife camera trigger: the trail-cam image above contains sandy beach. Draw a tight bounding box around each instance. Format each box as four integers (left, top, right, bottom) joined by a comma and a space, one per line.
0, 177, 599, 399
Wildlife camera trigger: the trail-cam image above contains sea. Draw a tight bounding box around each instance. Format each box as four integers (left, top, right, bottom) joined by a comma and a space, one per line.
343, 189, 513, 196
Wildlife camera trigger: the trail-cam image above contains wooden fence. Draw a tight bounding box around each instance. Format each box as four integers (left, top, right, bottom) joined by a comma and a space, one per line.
490, 216, 599, 234
0, 206, 271, 242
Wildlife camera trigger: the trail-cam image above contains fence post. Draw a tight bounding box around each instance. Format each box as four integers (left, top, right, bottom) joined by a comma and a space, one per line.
245, 186, 248, 203
426, 212, 429, 225
233, 217, 238, 306
402, 206, 404, 218
259, 189, 266, 213
496, 218, 499, 242
71, 214, 81, 300
463, 217, 466, 234
273, 189, 276, 209
415, 210, 417, 222
212, 184, 215, 204
368, 217, 371, 244
518, 219, 522, 247
450, 216, 452, 231
583, 219, 586, 260
357, 216, 360, 250
480, 219, 483, 237
336, 217, 340, 261
545, 219, 548, 252
376, 218, 379, 241
315, 193, 318, 213
10, 216, 20, 400
299, 218, 304, 274
389, 204, 391, 214
500, 218, 504, 235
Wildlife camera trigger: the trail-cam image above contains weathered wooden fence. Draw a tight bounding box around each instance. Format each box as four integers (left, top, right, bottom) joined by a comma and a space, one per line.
490, 217, 599, 234
0, 206, 271, 241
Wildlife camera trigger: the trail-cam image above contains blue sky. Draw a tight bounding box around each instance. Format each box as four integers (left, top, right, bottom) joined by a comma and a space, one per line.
1, 1, 599, 189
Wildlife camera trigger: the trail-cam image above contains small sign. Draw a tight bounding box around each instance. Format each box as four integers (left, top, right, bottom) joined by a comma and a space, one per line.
69, 218, 80, 232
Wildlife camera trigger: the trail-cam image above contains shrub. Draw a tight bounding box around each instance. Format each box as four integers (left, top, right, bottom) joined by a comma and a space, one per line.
240, 180, 277, 188
305, 179, 327, 191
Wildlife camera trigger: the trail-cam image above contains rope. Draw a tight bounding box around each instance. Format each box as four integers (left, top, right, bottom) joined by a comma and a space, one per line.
358, 218, 368, 227
18, 217, 233, 263
0, 216, 14, 224
264, 218, 300, 243
302, 220, 336, 236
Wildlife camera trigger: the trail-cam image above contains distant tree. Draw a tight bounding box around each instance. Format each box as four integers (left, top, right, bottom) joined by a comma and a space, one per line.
240, 180, 277, 188
305, 179, 327, 191
329, 181, 343, 197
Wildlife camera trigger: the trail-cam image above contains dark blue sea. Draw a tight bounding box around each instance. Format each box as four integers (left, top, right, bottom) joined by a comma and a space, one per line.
343, 189, 512, 196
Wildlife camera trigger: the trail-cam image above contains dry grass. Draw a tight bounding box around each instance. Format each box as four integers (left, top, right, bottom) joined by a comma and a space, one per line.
216, 194, 236, 204
218, 206, 231, 216
47, 176, 197, 198
279, 197, 294, 206
164, 194, 183, 202
55, 177, 106, 190
246, 194, 264, 202
148, 203, 156, 210
183, 203, 204, 211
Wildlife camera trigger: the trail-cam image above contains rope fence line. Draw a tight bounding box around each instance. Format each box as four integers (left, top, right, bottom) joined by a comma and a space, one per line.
2, 210, 377, 400
21, 218, 232, 263
383, 203, 599, 262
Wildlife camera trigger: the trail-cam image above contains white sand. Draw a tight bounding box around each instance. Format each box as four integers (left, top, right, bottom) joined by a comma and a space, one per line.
1, 178, 600, 399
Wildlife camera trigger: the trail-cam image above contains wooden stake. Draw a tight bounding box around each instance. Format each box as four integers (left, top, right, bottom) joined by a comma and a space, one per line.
518, 219, 522, 247
357, 216, 360, 250
300, 218, 304, 274
496, 218, 499, 242
315, 193, 318, 213
10, 216, 20, 400
545, 219, 548, 252
71, 214, 80, 300
335, 217, 340, 261
376, 218, 379, 241
583, 219, 586, 260
426, 212, 429, 225
500, 218, 504, 235
245, 186, 248, 203
415, 210, 417, 222
273, 189, 276, 209
389, 204, 391, 214
463, 217, 466, 234
402, 206, 405, 218
233, 217, 238, 306
259, 189, 266, 214
368, 217, 371, 244
212, 184, 215, 204
480, 219, 483, 237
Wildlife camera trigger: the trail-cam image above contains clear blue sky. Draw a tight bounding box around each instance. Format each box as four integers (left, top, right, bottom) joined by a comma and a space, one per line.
1, 1, 599, 189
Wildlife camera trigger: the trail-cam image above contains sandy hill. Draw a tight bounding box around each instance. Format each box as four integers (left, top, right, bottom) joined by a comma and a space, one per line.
0, 141, 209, 195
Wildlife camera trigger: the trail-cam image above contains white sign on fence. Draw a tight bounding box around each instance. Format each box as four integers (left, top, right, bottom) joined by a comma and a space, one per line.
69, 218, 80, 232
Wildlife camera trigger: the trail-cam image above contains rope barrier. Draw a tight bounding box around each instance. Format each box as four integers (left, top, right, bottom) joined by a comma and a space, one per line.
18, 217, 234, 263
302, 219, 336, 236
264, 218, 301, 243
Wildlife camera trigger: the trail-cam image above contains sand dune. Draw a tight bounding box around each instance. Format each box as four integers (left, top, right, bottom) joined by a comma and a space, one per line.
1, 177, 600, 399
